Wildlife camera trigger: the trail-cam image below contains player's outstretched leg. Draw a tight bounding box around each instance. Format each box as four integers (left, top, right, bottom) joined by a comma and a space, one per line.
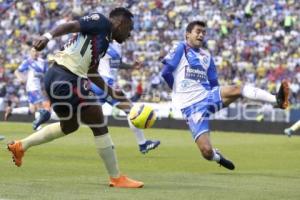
196, 133, 235, 170
7, 116, 78, 167
284, 120, 300, 137
80, 105, 144, 188
221, 80, 290, 109
126, 116, 160, 154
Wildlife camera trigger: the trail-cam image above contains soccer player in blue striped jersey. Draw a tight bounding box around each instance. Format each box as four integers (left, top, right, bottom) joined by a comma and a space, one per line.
8, 7, 143, 188
161, 21, 290, 170
4, 48, 51, 130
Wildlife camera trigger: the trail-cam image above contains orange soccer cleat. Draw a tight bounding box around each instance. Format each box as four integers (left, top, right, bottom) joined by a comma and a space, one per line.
109, 175, 144, 188
7, 141, 24, 167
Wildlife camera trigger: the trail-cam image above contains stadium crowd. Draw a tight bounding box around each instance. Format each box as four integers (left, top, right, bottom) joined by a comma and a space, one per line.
0, 0, 299, 111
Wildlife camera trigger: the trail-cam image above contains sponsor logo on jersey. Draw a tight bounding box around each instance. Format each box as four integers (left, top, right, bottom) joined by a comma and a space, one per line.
184, 65, 207, 82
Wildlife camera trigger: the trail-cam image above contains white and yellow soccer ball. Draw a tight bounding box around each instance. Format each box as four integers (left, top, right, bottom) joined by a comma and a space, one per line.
129, 104, 156, 129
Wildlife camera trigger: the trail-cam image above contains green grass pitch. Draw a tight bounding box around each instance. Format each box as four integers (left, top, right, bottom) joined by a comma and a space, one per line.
0, 122, 300, 200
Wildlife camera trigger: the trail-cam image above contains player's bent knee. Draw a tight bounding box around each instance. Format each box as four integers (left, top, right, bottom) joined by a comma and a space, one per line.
90, 126, 109, 137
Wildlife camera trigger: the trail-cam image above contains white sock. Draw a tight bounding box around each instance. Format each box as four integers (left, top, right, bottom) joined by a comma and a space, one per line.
12, 107, 30, 115
212, 149, 221, 162
34, 111, 40, 120
50, 111, 59, 120
94, 134, 120, 178
242, 85, 276, 103
127, 116, 146, 145
21, 122, 65, 151
291, 120, 300, 132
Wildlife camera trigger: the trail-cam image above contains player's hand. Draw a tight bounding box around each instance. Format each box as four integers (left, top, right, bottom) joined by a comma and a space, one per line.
33, 36, 49, 51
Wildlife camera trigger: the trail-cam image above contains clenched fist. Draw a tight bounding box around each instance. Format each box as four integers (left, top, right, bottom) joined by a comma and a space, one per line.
33, 36, 49, 51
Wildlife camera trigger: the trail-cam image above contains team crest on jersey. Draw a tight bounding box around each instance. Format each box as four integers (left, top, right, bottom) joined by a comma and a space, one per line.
82, 14, 100, 21
91, 14, 100, 20
202, 56, 208, 65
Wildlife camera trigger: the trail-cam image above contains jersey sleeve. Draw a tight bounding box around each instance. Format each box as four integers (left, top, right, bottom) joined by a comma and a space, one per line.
161, 42, 185, 89
161, 42, 185, 71
17, 60, 29, 72
43, 61, 49, 73
78, 13, 110, 35
207, 56, 219, 88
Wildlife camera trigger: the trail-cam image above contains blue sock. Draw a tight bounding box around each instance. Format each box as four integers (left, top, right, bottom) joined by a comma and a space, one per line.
33, 109, 51, 130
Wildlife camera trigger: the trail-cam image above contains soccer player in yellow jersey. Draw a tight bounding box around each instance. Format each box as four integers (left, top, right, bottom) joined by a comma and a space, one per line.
7, 7, 143, 188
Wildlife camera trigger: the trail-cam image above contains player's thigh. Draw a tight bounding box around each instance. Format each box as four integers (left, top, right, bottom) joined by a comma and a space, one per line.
184, 110, 210, 141
79, 105, 108, 136
59, 114, 79, 134
220, 85, 242, 106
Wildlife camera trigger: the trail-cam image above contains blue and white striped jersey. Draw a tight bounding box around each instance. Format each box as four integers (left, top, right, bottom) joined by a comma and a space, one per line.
161, 42, 219, 109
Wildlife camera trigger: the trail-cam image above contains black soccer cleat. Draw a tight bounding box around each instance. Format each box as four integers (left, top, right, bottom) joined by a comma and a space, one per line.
215, 150, 235, 170
276, 80, 289, 109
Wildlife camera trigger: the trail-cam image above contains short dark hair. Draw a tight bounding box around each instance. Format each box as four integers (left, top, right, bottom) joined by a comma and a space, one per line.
109, 7, 133, 20
186, 21, 206, 33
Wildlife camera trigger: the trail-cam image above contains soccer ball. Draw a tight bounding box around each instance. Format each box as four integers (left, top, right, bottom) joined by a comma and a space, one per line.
129, 104, 156, 129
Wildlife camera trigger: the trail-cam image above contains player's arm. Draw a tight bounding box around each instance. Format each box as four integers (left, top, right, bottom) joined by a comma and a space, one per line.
33, 21, 81, 51
15, 60, 30, 83
161, 64, 175, 89
119, 60, 142, 69
88, 67, 132, 110
34, 13, 108, 51
207, 57, 219, 88
14, 70, 26, 84
161, 43, 185, 89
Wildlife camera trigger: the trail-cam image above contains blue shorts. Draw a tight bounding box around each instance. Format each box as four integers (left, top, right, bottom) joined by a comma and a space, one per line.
181, 87, 224, 141
44, 63, 97, 116
27, 90, 46, 104
90, 77, 119, 106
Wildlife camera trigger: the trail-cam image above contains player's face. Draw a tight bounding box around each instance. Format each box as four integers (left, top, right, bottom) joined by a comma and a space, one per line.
112, 17, 133, 44
30, 48, 39, 59
186, 25, 206, 48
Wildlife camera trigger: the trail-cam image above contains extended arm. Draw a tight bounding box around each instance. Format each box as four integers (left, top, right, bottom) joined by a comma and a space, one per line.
33, 21, 80, 51
160, 42, 185, 89
14, 70, 27, 84
207, 57, 219, 88
119, 60, 142, 69
161, 64, 174, 89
